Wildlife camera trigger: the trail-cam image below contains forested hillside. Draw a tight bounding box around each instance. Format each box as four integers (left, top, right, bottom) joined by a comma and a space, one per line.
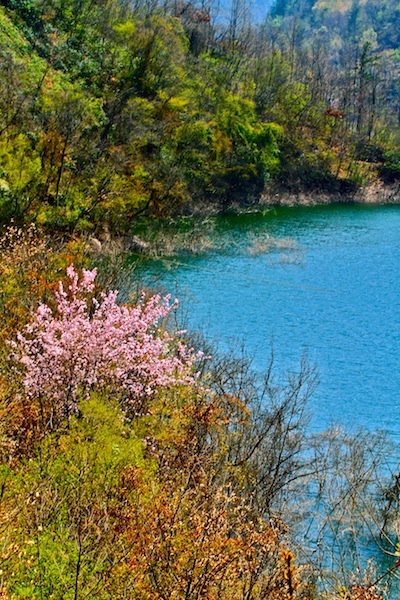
271, 0, 400, 51
268, 0, 400, 179
0, 0, 399, 234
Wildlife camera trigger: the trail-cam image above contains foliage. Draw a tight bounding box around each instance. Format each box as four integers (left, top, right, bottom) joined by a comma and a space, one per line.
0, 223, 87, 338
0, 224, 89, 455
0, 226, 394, 599
0, 396, 147, 598
0, 0, 399, 233
378, 149, 400, 182
9, 264, 197, 429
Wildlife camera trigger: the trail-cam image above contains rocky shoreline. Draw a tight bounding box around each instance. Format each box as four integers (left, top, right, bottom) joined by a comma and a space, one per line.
260, 181, 400, 207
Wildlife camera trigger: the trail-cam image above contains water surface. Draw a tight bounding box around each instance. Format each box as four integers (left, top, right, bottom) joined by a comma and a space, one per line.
135, 204, 400, 438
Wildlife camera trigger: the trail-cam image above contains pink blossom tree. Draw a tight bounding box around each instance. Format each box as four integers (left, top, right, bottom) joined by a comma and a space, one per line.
10, 265, 197, 426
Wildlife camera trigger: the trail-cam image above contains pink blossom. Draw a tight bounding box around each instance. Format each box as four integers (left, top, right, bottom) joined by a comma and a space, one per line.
10, 266, 197, 418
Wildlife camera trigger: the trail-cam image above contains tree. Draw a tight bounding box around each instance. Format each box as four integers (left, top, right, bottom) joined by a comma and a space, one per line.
10, 265, 197, 430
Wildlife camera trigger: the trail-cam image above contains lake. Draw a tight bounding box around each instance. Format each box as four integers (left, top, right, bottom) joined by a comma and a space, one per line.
135, 204, 400, 439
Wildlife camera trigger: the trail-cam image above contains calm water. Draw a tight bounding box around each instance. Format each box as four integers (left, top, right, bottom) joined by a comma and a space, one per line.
136, 204, 400, 438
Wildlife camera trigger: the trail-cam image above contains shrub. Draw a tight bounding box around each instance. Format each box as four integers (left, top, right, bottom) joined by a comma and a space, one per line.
378, 149, 400, 183
10, 265, 197, 429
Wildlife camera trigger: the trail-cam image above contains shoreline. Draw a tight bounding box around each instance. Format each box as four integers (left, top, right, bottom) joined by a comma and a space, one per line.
260, 181, 400, 207
87, 180, 400, 256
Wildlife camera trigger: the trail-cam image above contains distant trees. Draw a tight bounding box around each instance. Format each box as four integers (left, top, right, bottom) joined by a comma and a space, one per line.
267, 0, 400, 145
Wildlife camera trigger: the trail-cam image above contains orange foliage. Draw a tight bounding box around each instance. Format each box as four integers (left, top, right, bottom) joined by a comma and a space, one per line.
104, 391, 314, 599
336, 585, 384, 600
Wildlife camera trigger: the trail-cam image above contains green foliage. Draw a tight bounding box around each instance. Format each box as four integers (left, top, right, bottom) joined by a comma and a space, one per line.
211, 93, 281, 201
378, 149, 400, 182
0, 395, 147, 598
0, 5, 31, 52
0, 0, 284, 228
0, 0, 399, 232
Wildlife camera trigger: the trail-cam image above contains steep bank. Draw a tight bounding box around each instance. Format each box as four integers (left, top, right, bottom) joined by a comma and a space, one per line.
260, 181, 400, 207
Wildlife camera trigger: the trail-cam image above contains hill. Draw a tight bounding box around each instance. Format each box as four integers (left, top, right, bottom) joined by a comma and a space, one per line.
270, 0, 400, 50
0, 0, 399, 236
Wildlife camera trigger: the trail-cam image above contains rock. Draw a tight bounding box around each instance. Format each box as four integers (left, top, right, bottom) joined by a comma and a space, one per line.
129, 235, 151, 254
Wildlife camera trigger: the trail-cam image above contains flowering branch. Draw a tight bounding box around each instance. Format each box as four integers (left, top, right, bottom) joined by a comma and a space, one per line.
10, 265, 197, 423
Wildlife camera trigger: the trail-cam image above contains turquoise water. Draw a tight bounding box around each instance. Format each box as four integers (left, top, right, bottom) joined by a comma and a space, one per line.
136, 204, 400, 438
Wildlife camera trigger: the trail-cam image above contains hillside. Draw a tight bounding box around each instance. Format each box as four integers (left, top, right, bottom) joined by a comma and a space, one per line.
0, 226, 395, 600
271, 0, 400, 50
0, 0, 399, 234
